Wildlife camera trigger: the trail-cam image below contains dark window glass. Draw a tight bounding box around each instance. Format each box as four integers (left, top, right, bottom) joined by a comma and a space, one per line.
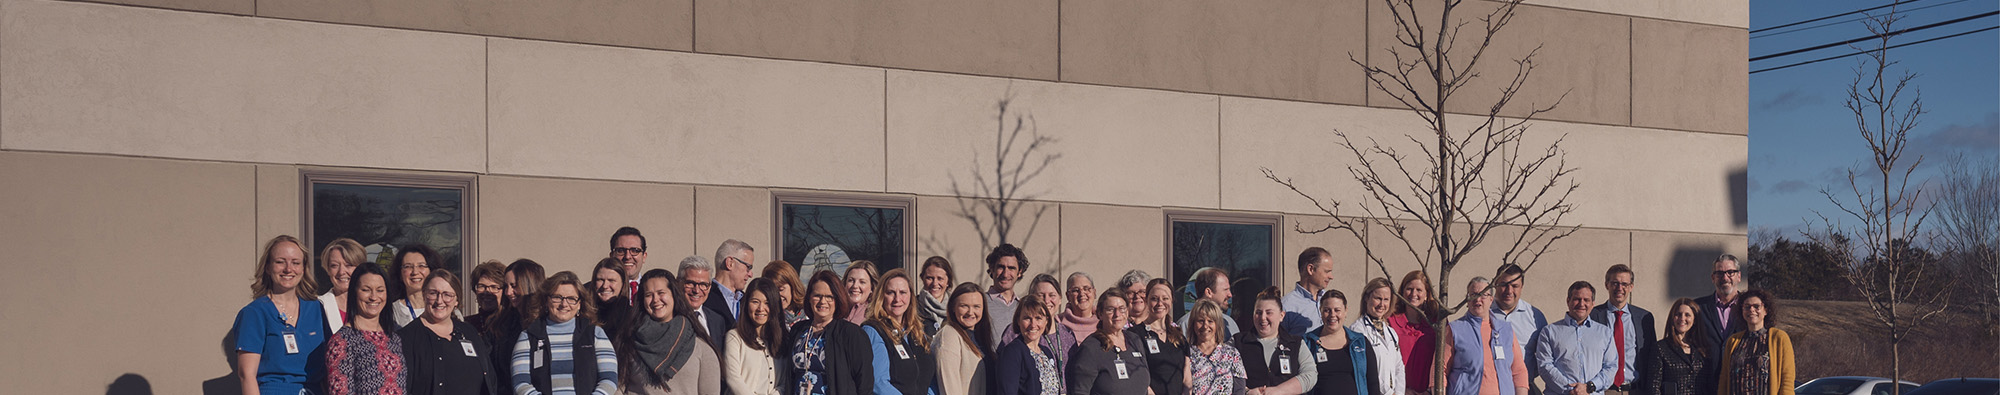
310, 182, 468, 288
1170, 221, 1274, 323
780, 203, 906, 281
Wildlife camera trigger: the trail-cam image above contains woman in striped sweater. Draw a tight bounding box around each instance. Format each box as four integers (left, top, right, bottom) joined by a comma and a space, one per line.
513, 271, 620, 395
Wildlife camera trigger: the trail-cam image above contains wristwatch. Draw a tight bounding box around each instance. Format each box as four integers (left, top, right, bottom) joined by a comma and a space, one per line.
1587, 382, 1599, 393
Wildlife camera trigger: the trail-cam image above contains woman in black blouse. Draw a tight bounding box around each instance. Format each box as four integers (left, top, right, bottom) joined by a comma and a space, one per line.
400, 269, 502, 395
1065, 289, 1152, 395
1643, 298, 1710, 395
1127, 278, 1187, 395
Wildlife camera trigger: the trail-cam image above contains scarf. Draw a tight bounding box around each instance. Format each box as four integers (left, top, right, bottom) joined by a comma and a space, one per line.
917, 291, 948, 330
632, 316, 699, 381
1058, 309, 1100, 337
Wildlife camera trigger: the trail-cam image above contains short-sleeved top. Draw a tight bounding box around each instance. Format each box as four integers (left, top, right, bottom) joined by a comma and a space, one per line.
234, 296, 330, 395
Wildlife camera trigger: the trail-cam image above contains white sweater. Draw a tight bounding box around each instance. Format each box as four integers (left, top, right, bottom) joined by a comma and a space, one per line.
722, 330, 780, 395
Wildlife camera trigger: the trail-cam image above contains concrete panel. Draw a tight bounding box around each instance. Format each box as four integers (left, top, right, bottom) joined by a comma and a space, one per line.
1524, 0, 1746, 29
0, 0, 487, 172
79, 0, 251, 15
1059, 204, 1166, 296
695, 186, 774, 268
1279, 214, 1375, 295
1550, 121, 1747, 235
1061, 0, 1367, 105
488, 39, 887, 191
1633, 18, 1747, 135
258, 0, 692, 51
1366, 2, 1629, 125
257, 165, 302, 244
694, 0, 1057, 80
0, 151, 255, 394
886, 70, 1220, 209
1220, 96, 1423, 219
914, 195, 1063, 291
1631, 230, 1746, 319
476, 175, 696, 276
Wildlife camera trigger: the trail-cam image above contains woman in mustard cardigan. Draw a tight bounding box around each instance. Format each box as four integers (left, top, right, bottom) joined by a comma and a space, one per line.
1718, 290, 1794, 395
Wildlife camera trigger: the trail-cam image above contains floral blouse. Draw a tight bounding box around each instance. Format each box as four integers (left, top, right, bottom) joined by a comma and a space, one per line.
1033, 350, 1062, 395
792, 328, 829, 395
1188, 344, 1248, 395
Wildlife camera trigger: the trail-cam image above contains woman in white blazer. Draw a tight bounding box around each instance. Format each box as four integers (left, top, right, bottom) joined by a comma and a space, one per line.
1347, 278, 1408, 395
723, 278, 785, 395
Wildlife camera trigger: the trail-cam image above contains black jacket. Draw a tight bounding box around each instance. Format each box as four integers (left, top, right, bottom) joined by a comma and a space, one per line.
1640, 338, 1712, 395
1692, 295, 1745, 369
1235, 331, 1306, 389
398, 320, 503, 395
781, 320, 874, 395
992, 336, 1054, 395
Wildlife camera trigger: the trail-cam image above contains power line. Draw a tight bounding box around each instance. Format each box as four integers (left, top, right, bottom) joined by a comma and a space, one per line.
1751, 11, 1999, 62
1752, 0, 1974, 39
1751, 25, 1999, 74
1753, 0, 1921, 33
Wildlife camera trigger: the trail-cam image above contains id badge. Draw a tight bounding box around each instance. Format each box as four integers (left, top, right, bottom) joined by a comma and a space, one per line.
1278, 357, 1292, 374
461, 340, 479, 357
282, 332, 300, 355
532, 340, 546, 368
1146, 339, 1160, 354
894, 344, 911, 360
1315, 350, 1328, 363
1492, 344, 1507, 359
1114, 359, 1130, 379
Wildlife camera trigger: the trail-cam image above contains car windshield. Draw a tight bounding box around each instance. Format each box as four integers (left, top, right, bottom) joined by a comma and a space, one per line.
1798, 379, 1866, 395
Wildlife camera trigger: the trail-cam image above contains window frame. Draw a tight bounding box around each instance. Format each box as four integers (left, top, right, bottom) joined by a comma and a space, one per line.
300, 168, 479, 314
1162, 209, 1284, 319
769, 191, 919, 274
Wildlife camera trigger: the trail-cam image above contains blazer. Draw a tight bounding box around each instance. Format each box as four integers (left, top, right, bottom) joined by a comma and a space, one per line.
782, 320, 875, 395
1717, 328, 1795, 395
1589, 303, 1656, 386
1693, 295, 1745, 368
932, 328, 987, 395
1641, 338, 1711, 395
990, 335, 1053, 395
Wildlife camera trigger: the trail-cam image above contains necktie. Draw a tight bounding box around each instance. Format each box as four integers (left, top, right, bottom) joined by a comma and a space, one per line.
1613, 311, 1627, 386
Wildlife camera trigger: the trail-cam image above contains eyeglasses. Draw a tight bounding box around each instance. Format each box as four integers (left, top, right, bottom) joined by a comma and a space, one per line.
612, 247, 645, 256
550, 295, 582, 306
684, 281, 713, 291
425, 290, 458, 300
808, 293, 839, 301
1712, 270, 1741, 276
473, 283, 504, 293
725, 257, 751, 271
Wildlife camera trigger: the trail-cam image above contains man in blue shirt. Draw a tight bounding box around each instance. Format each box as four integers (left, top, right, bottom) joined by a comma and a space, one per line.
1492, 264, 1549, 393
1533, 281, 1617, 395
1281, 247, 1335, 335
1589, 264, 1653, 395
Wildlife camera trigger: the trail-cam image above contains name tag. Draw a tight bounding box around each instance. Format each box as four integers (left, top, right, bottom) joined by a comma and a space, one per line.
532, 340, 546, 368
1114, 359, 1130, 379
282, 332, 300, 355
461, 340, 478, 357
1146, 338, 1161, 354
1493, 344, 1507, 359
1315, 350, 1328, 362
894, 344, 911, 360
1278, 357, 1292, 374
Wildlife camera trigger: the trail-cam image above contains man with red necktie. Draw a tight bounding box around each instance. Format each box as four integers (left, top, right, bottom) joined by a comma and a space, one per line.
1590, 264, 1655, 395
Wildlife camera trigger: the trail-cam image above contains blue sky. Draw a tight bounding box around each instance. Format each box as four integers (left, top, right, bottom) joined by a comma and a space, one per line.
1749, 0, 1999, 240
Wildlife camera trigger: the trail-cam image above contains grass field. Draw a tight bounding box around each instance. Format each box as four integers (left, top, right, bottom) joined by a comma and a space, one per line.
1781, 300, 1999, 385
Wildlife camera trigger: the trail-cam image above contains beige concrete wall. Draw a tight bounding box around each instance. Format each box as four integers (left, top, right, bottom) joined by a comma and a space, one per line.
1060, 0, 1368, 105
0, 151, 256, 394
1058, 203, 1167, 297
477, 175, 696, 276
258, 0, 693, 51
912, 195, 1064, 290
694, 186, 776, 268
695, 0, 1059, 80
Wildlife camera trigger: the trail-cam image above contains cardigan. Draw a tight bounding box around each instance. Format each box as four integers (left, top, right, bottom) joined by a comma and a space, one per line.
399, 319, 501, 395
723, 330, 782, 395
782, 320, 874, 395
1717, 328, 1795, 395
990, 335, 1053, 395
931, 328, 987, 395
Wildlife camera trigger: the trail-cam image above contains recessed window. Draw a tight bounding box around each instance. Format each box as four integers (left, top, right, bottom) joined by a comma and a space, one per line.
773, 192, 915, 281
1166, 211, 1280, 321
302, 170, 476, 306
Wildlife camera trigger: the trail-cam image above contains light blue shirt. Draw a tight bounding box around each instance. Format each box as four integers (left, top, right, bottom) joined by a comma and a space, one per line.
1531, 315, 1616, 395
1282, 283, 1323, 334
717, 282, 742, 319
1493, 300, 1548, 382
1602, 304, 1640, 385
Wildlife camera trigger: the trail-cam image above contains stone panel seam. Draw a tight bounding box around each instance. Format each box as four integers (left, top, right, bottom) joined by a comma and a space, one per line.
485, 38, 493, 175
883, 69, 890, 192
1628, 17, 1635, 127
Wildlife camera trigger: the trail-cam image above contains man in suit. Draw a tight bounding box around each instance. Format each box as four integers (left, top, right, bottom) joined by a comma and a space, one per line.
678, 255, 735, 340
1591, 264, 1655, 395
1692, 254, 1746, 369
705, 239, 756, 321
609, 227, 648, 300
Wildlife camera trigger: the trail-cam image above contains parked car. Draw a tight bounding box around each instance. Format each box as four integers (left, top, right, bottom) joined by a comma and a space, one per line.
1906, 378, 2000, 395
1796, 376, 1920, 395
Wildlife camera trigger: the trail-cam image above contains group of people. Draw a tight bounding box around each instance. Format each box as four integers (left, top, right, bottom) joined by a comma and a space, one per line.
233, 228, 1793, 395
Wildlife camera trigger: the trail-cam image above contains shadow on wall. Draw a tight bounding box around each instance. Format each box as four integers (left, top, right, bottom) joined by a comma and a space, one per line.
1730, 166, 1748, 228
200, 326, 241, 395
1668, 246, 1726, 300
107, 374, 152, 395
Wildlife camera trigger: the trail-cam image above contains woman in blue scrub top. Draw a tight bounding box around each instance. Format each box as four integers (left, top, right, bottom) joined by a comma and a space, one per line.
233, 235, 331, 395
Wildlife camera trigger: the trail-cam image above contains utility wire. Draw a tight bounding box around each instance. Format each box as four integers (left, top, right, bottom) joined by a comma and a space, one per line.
1752, 0, 1974, 39
1751, 25, 1999, 74
1753, 0, 1921, 33
1750, 11, 1999, 61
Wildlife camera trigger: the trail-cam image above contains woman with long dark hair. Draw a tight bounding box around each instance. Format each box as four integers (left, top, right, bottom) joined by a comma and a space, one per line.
934, 282, 989, 395
390, 244, 442, 328
783, 270, 874, 394
617, 269, 721, 394
916, 257, 955, 337
400, 269, 503, 395
1717, 290, 1794, 395
232, 235, 328, 395
725, 278, 787, 395
1644, 298, 1710, 395
485, 259, 545, 390
510, 271, 618, 395
590, 257, 631, 335
325, 258, 403, 395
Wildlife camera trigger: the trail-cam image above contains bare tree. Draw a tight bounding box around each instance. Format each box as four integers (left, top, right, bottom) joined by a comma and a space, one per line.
937, 94, 1060, 273
1802, 8, 1954, 394
1262, 0, 1579, 391
1934, 153, 1997, 329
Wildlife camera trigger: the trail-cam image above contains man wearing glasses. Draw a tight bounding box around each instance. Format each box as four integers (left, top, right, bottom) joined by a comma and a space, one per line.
706, 239, 756, 320
679, 255, 732, 340
1693, 254, 1746, 369
609, 227, 648, 300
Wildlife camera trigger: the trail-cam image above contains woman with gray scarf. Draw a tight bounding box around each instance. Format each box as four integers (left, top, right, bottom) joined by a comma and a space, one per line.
916, 257, 955, 337
617, 269, 721, 394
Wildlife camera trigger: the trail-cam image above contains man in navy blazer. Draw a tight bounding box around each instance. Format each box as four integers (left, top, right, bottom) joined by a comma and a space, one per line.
1691, 254, 1746, 369
1591, 264, 1656, 394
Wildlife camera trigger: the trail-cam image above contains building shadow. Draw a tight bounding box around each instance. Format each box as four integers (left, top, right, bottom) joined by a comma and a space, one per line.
1668, 246, 1727, 299
200, 326, 242, 395
106, 373, 152, 395
1730, 166, 1748, 229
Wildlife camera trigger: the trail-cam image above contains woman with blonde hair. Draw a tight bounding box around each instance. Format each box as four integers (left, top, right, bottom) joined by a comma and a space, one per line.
843, 260, 881, 324
1389, 270, 1440, 395
232, 235, 328, 395
862, 268, 938, 395
1130, 278, 1188, 395
317, 238, 365, 333
1185, 298, 1246, 395
1347, 277, 1405, 395
934, 282, 990, 395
